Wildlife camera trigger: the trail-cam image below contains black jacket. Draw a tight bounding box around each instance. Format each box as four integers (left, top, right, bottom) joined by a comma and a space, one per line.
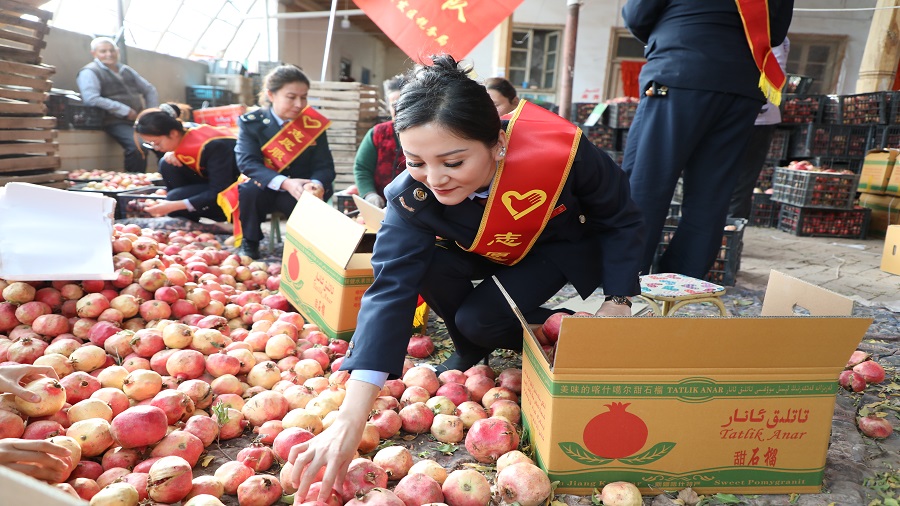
622, 0, 794, 101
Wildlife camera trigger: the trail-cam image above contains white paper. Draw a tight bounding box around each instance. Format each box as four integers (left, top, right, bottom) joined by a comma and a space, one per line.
0, 183, 116, 281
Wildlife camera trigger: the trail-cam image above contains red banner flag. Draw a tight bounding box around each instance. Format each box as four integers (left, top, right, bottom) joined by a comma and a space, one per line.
353, 0, 523, 61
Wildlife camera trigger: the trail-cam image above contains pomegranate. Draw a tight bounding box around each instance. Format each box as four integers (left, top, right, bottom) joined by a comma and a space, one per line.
69, 345, 108, 373
441, 469, 491, 506
22, 419, 65, 439
454, 401, 488, 429
242, 390, 289, 427
110, 405, 168, 448
583, 403, 648, 459
167, 349, 206, 380
496, 450, 533, 473
853, 360, 886, 384
237, 474, 283, 506
91, 387, 130, 417
394, 473, 444, 506
370, 409, 403, 439
68, 477, 100, 501
495, 462, 551, 506
214, 460, 254, 495
497, 368, 522, 394
14, 376, 66, 417
399, 402, 435, 434
67, 418, 114, 457
435, 382, 469, 407
345, 488, 405, 506
89, 481, 139, 506
488, 399, 521, 425
406, 334, 435, 359
122, 472, 150, 501
236, 443, 276, 471
214, 407, 247, 439
0, 408, 25, 438
122, 369, 162, 401
147, 455, 194, 503
540, 312, 567, 343
340, 458, 389, 502
3, 281, 36, 304
150, 430, 204, 466
400, 386, 431, 406
32, 314, 70, 337
97, 467, 131, 489
69, 460, 103, 480
101, 446, 142, 471
839, 370, 867, 392
858, 415, 894, 439
184, 494, 227, 506
76, 293, 110, 318
464, 417, 520, 463
68, 398, 114, 423
463, 375, 493, 403
402, 366, 440, 395
150, 389, 194, 424
430, 413, 464, 443
273, 426, 315, 461
185, 475, 225, 501
373, 445, 414, 480
15, 300, 51, 325
183, 414, 220, 446
283, 407, 324, 434
599, 481, 642, 506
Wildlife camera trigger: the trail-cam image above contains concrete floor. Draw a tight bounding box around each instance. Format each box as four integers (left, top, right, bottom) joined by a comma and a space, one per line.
736, 226, 900, 305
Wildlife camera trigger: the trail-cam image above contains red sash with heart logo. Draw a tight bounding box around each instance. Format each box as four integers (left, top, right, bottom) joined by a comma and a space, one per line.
462, 100, 580, 266
174, 124, 236, 176
261, 106, 331, 172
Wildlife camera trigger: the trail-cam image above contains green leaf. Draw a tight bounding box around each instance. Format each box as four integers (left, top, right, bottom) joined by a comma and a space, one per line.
557, 442, 613, 466
712, 494, 743, 505
618, 442, 676, 465
789, 493, 800, 504
436, 443, 458, 455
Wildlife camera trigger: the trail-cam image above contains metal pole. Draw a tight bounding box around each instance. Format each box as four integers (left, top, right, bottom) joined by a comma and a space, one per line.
116, 0, 127, 63
558, 0, 580, 121
264, 0, 273, 61
321, 0, 340, 82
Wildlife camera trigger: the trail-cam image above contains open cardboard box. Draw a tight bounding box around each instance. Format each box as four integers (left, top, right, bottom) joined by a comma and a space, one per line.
857, 149, 899, 195
0, 183, 116, 281
279, 193, 384, 340
504, 271, 872, 495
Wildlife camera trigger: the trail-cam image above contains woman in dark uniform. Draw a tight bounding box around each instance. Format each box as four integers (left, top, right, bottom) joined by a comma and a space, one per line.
286, 55, 646, 500
133, 104, 239, 222
234, 65, 336, 259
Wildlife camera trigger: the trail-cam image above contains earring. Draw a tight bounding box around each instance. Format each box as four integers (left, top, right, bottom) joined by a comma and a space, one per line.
499, 147, 506, 158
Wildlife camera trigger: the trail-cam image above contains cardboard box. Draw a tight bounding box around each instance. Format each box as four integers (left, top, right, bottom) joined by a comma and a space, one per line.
279, 193, 384, 340
858, 194, 900, 237
887, 159, 900, 196
882, 225, 900, 275
0, 465, 86, 505
0, 183, 116, 281
857, 149, 899, 194
191, 104, 246, 129
507, 271, 872, 495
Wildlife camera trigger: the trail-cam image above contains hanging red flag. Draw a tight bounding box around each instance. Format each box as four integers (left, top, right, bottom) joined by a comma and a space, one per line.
353, 0, 523, 61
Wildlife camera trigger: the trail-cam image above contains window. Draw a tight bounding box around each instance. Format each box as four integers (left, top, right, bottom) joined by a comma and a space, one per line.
784, 34, 846, 95
605, 28, 646, 100
509, 26, 562, 91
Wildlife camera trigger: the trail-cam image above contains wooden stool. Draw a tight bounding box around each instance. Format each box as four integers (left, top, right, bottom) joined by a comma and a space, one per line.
269, 212, 286, 252
637, 273, 728, 316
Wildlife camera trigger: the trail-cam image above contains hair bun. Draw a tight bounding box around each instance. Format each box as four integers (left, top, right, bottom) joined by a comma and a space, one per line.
159, 103, 180, 118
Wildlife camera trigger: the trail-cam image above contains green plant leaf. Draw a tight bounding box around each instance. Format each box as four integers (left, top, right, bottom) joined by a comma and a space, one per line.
436, 443, 458, 455
618, 442, 677, 465
557, 442, 613, 466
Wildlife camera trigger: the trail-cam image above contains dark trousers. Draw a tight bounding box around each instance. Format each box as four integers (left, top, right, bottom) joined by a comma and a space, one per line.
238, 181, 297, 243
158, 162, 227, 222
419, 242, 570, 357
728, 125, 776, 219
105, 122, 146, 173
622, 87, 761, 278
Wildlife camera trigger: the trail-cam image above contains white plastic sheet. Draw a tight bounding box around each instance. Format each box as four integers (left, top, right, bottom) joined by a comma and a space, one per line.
0, 183, 116, 281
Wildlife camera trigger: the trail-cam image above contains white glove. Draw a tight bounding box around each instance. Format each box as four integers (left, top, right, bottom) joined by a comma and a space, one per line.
364, 192, 386, 208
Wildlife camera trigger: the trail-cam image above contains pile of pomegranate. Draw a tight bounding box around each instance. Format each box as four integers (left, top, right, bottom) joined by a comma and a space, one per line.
0, 224, 571, 506
840, 350, 893, 440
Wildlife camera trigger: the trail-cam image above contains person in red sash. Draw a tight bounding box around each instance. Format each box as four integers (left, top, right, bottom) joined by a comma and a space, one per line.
352, 74, 407, 208
621, 0, 793, 279
133, 104, 239, 222
235, 65, 336, 259
286, 55, 645, 500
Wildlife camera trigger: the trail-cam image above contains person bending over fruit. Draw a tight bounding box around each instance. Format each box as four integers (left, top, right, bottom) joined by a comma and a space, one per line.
286, 54, 645, 502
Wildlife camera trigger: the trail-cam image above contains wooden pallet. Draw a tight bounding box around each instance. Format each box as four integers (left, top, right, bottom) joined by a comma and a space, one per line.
0, 168, 67, 188
0, 59, 54, 93
0, 0, 52, 65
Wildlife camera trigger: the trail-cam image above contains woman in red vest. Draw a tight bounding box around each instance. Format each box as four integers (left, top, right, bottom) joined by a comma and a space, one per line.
352, 75, 407, 208
286, 55, 646, 500
133, 104, 240, 222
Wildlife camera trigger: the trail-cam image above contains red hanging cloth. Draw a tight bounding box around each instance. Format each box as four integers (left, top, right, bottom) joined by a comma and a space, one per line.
620, 60, 646, 98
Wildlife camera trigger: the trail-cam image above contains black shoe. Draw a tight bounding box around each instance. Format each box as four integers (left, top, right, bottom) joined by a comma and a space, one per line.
237, 241, 260, 260
438, 347, 494, 372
